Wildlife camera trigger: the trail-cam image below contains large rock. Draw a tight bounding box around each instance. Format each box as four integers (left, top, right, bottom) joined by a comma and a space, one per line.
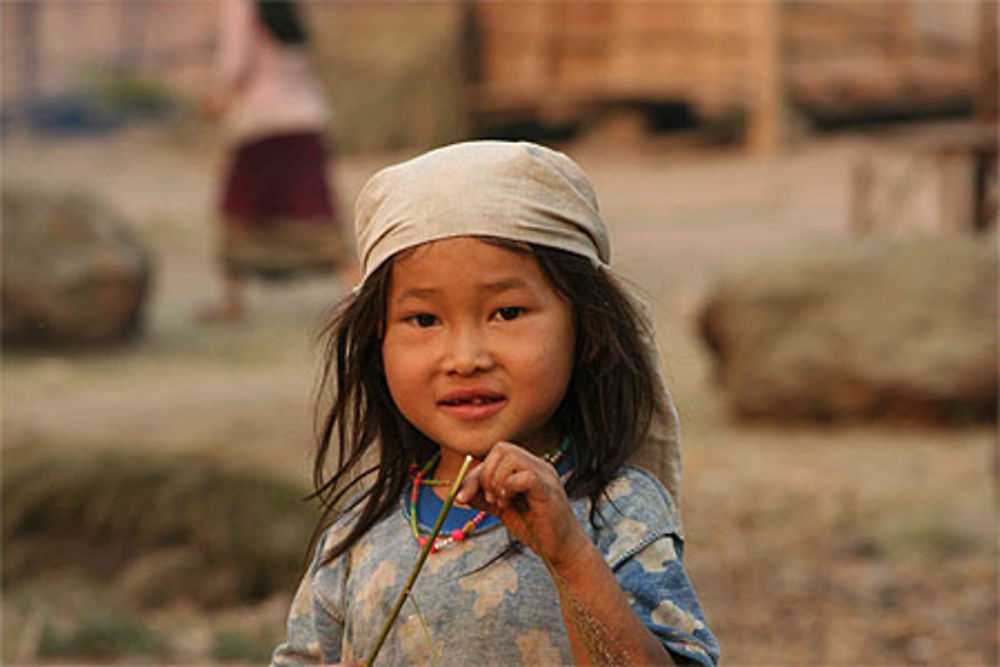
2, 187, 152, 344
699, 237, 997, 423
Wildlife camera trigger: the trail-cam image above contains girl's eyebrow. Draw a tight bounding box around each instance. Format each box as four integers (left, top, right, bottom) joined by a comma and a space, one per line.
394, 287, 440, 303
395, 279, 529, 303
479, 278, 530, 293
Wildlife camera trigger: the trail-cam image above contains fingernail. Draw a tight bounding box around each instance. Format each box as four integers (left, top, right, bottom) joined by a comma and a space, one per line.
456, 491, 467, 503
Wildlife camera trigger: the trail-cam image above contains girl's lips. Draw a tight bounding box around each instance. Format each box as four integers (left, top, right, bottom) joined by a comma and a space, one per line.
437, 389, 507, 420
438, 399, 506, 420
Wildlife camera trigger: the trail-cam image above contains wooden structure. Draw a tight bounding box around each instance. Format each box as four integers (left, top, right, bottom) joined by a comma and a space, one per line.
851, 123, 998, 235
470, 0, 986, 152
1, 0, 215, 106
1, 0, 991, 155
847, 1, 997, 236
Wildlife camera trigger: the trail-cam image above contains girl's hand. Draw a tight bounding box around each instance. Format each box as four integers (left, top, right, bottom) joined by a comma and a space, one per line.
459, 444, 676, 665
456, 442, 592, 571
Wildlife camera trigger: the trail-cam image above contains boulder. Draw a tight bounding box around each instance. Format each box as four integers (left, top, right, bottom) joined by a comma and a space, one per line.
699, 236, 997, 424
2, 187, 152, 344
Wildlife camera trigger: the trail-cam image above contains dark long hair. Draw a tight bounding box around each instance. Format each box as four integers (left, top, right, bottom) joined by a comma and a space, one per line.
310, 240, 658, 564
255, 0, 308, 45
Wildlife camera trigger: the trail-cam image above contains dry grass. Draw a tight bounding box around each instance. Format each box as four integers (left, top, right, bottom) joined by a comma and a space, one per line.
682, 420, 997, 664
2, 447, 314, 662
3, 446, 317, 606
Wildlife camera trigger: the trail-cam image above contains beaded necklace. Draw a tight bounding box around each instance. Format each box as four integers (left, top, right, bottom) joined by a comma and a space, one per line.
409, 456, 486, 552
409, 440, 569, 553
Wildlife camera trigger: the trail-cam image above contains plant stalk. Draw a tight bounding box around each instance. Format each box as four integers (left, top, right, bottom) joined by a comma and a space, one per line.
365, 454, 474, 666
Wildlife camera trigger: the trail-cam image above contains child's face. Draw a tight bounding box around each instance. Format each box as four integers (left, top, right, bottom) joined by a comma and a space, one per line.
382, 237, 575, 474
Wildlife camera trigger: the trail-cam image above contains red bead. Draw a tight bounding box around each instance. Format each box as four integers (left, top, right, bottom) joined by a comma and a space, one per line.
430, 542, 438, 552
417, 536, 428, 548
451, 528, 465, 541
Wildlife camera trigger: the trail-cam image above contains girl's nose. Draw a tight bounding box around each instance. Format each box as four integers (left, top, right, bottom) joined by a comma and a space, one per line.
444, 325, 495, 376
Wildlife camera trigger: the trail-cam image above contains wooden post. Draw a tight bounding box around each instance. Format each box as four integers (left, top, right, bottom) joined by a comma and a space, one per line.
850, 153, 875, 236
937, 153, 976, 233
978, 0, 998, 123
748, 0, 782, 155
888, 0, 917, 78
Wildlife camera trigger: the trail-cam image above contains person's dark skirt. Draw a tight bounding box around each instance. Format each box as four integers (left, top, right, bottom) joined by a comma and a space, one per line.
219, 131, 349, 278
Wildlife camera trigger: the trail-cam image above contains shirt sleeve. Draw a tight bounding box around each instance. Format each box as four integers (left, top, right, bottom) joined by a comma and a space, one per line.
270, 528, 347, 666
596, 468, 720, 666
615, 535, 720, 666
270, 567, 323, 666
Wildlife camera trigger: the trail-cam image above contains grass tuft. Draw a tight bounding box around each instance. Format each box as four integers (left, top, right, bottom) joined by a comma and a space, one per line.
211, 629, 275, 663
867, 515, 989, 561
3, 445, 319, 608
37, 606, 167, 659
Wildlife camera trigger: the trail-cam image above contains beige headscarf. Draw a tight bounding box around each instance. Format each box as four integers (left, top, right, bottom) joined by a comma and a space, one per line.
353, 141, 683, 513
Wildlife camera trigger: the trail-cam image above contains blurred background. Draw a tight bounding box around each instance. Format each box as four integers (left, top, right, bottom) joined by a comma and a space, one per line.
2, 1, 997, 664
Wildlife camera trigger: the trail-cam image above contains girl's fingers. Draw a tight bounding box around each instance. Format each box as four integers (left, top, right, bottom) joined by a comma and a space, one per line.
492, 444, 540, 502
457, 443, 513, 503
476, 444, 505, 504
455, 441, 555, 507
499, 469, 543, 501
490, 450, 526, 500
456, 464, 483, 505
474, 441, 517, 504
488, 445, 558, 509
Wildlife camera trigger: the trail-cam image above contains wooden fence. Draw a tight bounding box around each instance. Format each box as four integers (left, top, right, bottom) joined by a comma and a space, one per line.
2, 0, 216, 106
471, 0, 987, 152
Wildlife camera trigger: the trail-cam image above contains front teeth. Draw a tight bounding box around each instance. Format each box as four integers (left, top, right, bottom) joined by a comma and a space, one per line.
445, 397, 497, 405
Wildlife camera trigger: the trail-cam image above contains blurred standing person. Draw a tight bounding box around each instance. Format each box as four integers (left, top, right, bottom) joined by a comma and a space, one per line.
201, 0, 357, 323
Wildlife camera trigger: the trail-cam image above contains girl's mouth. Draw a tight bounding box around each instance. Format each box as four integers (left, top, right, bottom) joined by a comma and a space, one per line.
438, 390, 506, 419
440, 396, 502, 406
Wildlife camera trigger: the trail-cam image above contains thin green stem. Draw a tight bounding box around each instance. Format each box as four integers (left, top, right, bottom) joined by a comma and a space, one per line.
408, 594, 441, 666
365, 454, 474, 667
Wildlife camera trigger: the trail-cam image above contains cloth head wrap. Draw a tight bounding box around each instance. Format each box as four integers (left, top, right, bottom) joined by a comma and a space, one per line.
353, 140, 683, 515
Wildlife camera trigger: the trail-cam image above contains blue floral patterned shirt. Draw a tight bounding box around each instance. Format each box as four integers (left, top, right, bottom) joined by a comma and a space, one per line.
271, 466, 719, 666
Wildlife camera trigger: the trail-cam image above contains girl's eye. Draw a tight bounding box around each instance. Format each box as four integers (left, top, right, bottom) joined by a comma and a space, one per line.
408, 313, 438, 328
494, 306, 523, 322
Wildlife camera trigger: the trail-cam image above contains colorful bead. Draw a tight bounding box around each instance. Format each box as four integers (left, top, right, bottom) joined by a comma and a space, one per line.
409, 441, 567, 554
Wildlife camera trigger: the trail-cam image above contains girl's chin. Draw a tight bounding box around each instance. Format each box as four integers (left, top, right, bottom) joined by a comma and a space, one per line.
438, 435, 554, 461
441, 442, 498, 459
437, 439, 508, 460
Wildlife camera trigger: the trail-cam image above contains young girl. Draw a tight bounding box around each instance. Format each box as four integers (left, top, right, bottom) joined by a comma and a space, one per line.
272, 141, 719, 665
